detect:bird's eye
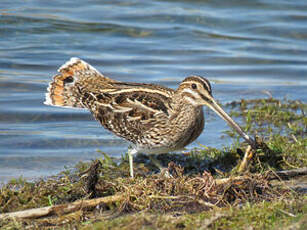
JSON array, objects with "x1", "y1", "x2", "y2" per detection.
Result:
[{"x1": 191, "y1": 83, "x2": 197, "y2": 89}]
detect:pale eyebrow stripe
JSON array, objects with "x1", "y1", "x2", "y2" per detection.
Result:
[{"x1": 181, "y1": 80, "x2": 210, "y2": 92}]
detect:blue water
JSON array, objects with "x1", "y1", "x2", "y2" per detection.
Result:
[{"x1": 0, "y1": 0, "x2": 306, "y2": 182}]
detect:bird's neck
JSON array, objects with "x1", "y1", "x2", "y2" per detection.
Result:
[{"x1": 167, "y1": 94, "x2": 205, "y2": 147}]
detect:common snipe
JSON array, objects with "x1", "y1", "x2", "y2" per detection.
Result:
[{"x1": 45, "y1": 58, "x2": 255, "y2": 177}]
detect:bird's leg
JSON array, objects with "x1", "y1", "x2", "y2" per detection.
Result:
[
  {"x1": 128, "y1": 152, "x2": 134, "y2": 178},
  {"x1": 127, "y1": 146, "x2": 137, "y2": 178}
]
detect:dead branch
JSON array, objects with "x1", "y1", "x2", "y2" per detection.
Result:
[
  {"x1": 0, "y1": 194, "x2": 124, "y2": 220},
  {"x1": 268, "y1": 167, "x2": 307, "y2": 180},
  {"x1": 215, "y1": 176, "x2": 247, "y2": 185},
  {"x1": 216, "y1": 167, "x2": 307, "y2": 185}
]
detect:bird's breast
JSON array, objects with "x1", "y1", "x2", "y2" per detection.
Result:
[{"x1": 136, "y1": 106, "x2": 205, "y2": 153}]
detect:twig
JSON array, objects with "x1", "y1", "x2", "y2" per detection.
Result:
[
  {"x1": 216, "y1": 167, "x2": 307, "y2": 185},
  {"x1": 148, "y1": 195, "x2": 182, "y2": 199},
  {"x1": 282, "y1": 156, "x2": 299, "y2": 169},
  {"x1": 277, "y1": 208, "x2": 296, "y2": 217},
  {"x1": 238, "y1": 145, "x2": 253, "y2": 173},
  {"x1": 267, "y1": 167, "x2": 307, "y2": 180},
  {"x1": 215, "y1": 176, "x2": 247, "y2": 185},
  {"x1": 0, "y1": 194, "x2": 124, "y2": 220}
]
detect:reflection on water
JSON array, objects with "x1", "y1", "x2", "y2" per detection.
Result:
[{"x1": 0, "y1": 0, "x2": 306, "y2": 182}]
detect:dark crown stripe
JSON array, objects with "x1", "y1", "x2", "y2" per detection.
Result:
[{"x1": 182, "y1": 76, "x2": 211, "y2": 93}]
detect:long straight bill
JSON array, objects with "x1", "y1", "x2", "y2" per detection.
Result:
[{"x1": 207, "y1": 97, "x2": 255, "y2": 147}]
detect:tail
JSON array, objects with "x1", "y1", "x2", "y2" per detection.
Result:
[{"x1": 44, "y1": 57, "x2": 113, "y2": 109}]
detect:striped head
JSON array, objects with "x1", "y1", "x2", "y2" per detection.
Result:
[
  {"x1": 178, "y1": 75, "x2": 255, "y2": 147},
  {"x1": 178, "y1": 75, "x2": 213, "y2": 107}
]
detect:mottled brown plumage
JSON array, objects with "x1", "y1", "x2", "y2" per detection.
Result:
[{"x1": 45, "y1": 58, "x2": 254, "y2": 177}]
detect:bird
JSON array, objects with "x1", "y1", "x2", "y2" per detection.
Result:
[{"x1": 44, "y1": 57, "x2": 255, "y2": 178}]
